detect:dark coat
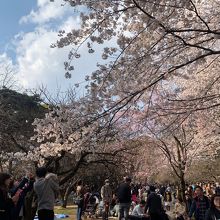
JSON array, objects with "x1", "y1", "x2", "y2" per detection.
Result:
[
  {"x1": 205, "y1": 208, "x2": 220, "y2": 220},
  {"x1": 145, "y1": 192, "x2": 163, "y2": 214},
  {"x1": 10, "y1": 177, "x2": 35, "y2": 220},
  {"x1": 117, "y1": 183, "x2": 131, "y2": 203},
  {"x1": 189, "y1": 196, "x2": 210, "y2": 220},
  {"x1": 0, "y1": 188, "x2": 14, "y2": 220}
]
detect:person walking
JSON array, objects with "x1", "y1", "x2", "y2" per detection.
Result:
[
  {"x1": 205, "y1": 192, "x2": 220, "y2": 220},
  {"x1": 101, "y1": 179, "x2": 112, "y2": 220},
  {"x1": 0, "y1": 173, "x2": 19, "y2": 220},
  {"x1": 145, "y1": 185, "x2": 166, "y2": 220},
  {"x1": 34, "y1": 167, "x2": 59, "y2": 220},
  {"x1": 188, "y1": 186, "x2": 210, "y2": 220},
  {"x1": 117, "y1": 177, "x2": 132, "y2": 220}
]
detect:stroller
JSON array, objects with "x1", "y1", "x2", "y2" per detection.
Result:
[{"x1": 83, "y1": 192, "x2": 99, "y2": 218}]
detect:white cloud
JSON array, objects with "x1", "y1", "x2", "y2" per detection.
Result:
[
  {"x1": 37, "y1": 0, "x2": 50, "y2": 7},
  {"x1": 13, "y1": 16, "x2": 101, "y2": 93},
  {"x1": 19, "y1": 0, "x2": 72, "y2": 24},
  {"x1": 14, "y1": 26, "x2": 76, "y2": 92},
  {"x1": 61, "y1": 16, "x2": 81, "y2": 31},
  {"x1": 9, "y1": 0, "x2": 91, "y2": 93},
  {"x1": 3, "y1": 2, "x2": 111, "y2": 94},
  {"x1": 0, "y1": 53, "x2": 14, "y2": 66}
]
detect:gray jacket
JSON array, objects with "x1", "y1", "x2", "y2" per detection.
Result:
[
  {"x1": 101, "y1": 184, "x2": 112, "y2": 202},
  {"x1": 34, "y1": 177, "x2": 59, "y2": 211}
]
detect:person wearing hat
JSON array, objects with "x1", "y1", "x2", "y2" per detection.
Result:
[
  {"x1": 101, "y1": 179, "x2": 112, "y2": 220},
  {"x1": 205, "y1": 192, "x2": 220, "y2": 220}
]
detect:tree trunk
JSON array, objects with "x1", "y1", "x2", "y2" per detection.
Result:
[
  {"x1": 62, "y1": 184, "x2": 74, "y2": 208},
  {"x1": 59, "y1": 188, "x2": 65, "y2": 207},
  {"x1": 0, "y1": 160, "x2": 3, "y2": 172},
  {"x1": 180, "y1": 172, "x2": 186, "y2": 203},
  {"x1": 8, "y1": 160, "x2": 13, "y2": 174}
]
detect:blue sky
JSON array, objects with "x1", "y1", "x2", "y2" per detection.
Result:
[
  {"x1": 0, "y1": 0, "x2": 36, "y2": 57},
  {"x1": 0, "y1": 0, "x2": 104, "y2": 94}
]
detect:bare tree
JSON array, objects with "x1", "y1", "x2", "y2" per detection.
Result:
[{"x1": 0, "y1": 64, "x2": 17, "y2": 89}]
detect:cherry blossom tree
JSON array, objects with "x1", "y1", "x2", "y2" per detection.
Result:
[
  {"x1": 129, "y1": 136, "x2": 166, "y2": 183},
  {"x1": 54, "y1": 0, "x2": 220, "y2": 164},
  {"x1": 28, "y1": 93, "x2": 139, "y2": 186},
  {"x1": 52, "y1": 0, "x2": 220, "y2": 118},
  {"x1": 2, "y1": 0, "x2": 218, "y2": 191}
]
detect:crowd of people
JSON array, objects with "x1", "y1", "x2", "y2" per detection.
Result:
[
  {"x1": 0, "y1": 167, "x2": 59, "y2": 220},
  {"x1": 0, "y1": 168, "x2": 220, "y2": 220},
  {"x1": 75, "y1": 178, "x2": 220, "y2": 220}
]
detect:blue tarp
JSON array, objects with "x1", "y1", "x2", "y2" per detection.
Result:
[
  {"x1": 34, "y1": 214, "x2": 69, "y2": 219},
  {"x1": 56, "y1": 214, "x2": 69, "y2": 218}
]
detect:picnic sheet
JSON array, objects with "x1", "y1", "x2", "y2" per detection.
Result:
[{"x1": 34, "y1": 214, "x2": 69, "y2": 219}]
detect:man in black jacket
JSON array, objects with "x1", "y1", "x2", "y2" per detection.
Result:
[
  {"x1": 117, "y1": 177, "x2": 132, "y2": 220},
  {"x1": 145, "y1": 185, "x2": 166, "y2": 220}
]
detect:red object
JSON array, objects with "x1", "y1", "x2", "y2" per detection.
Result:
[{"x1": 132, "y1": 194, "x2": 137, "y2": 203}]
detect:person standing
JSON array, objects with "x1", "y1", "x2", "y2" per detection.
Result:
[
  {"x1": 0, "y1": 173, "x2": 19, "y2": 220},
  {"x1": 205, "y1": 192, "x2": 220, "y2": 220},
  {"x1": 101, "y1": 179, "x2": 112, "y2": 220},
  {"x1": 34, "y1": 167, "x2": 59, "y2": 220},
  {"x1": 164, "y1": 189, "x2": 172, "y2": 211},
  {"x1": 10, "y1": 173, "x2": 35, "y2": 220},
  {"x1": 117, "y1": 177, "x2": 132, "y2": 220},
  {"x1": 145, "y1": 185, "x2": 165, "y2": 220},
  {"x1": 76, "y1": 180, "x2": 84, "y2": 220},
  {"x1": 188, "y1": 186, "x2": 210, "y2": 220},
  {"x1": 160, "y1": 185, "x2": 166, "y2": 198},
  {"x1": 185, "y1": 192, "x2": 193, "y2": 214}
]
